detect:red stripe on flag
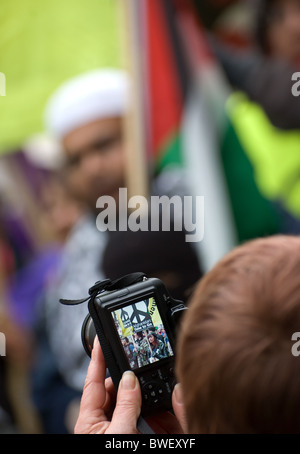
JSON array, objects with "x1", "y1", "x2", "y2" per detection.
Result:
[{"x1": 146, "y1": 0, "x2": 183, "y2": 159}]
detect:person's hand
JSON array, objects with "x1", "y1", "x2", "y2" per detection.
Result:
[
  {"x1": 144, "y1": 383, "x2": 188, "y2": 434},
  {"x1": 74, "y1": 336, "x2": 188, "y2": 434},
  {"x1": 171, "y1": 383, "x2": 188, "y2": 433},
  {"x1": 74, "y1": 337, "x2": 142, "y2": 434}
]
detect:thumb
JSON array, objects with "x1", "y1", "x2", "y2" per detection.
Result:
[
  {"x1": 172, "y1": 383, "x2": 188, "y2": 434},
  {"x1": 106, "y1": 371, "x2": 142, "y2": 434}
]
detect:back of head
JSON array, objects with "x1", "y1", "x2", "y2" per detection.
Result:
[
  {"x1": 176, "y1": 235, "x2": 300, "y2": 433},
  {"x1": 102, "y1": 225, "x2": 203, "y2": 304}
]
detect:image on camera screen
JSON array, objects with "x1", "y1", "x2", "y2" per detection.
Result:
[{"x1": 111, "y1": 297, "x2": 174, "y2": 370}]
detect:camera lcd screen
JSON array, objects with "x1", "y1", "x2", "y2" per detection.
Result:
[{"x1": 111, "y1": 297, "x2": 174, "y2": 370}]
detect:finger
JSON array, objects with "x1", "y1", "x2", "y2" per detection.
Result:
[
  {"x1": 146, "y1": 410, "x2": 184, "y2": 434},
  {"x1": 74, "y1": 337, "x2": 108, "y2": 433},
  {"x1": 102, "y1": 376, "x2": 116, "y2": 419},
  {"x1": 172, "y1": 383, "x2": 188, "y2": 434},
  {"x1": 106, "y1": 371, "x2": 142, "y2": 434}
]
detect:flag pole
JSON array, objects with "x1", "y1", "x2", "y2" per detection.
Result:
[{"x1": 117, "y1": 0, "x2": 149, "y2": 202}]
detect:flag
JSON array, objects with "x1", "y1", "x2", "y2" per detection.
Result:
[
  {"x1": 114, "y1": 297, "x2": 163, "y2": 337},
  {"x1": 142, "y1": 0, "x2": 187, "y2": 173},
  {"x1": 126, "y1": 0, "x2": 282, "y2": 271},
  {"x1": 0, "y1": 0, "x2": 121, "y2": 153},
  {"x1": 141, "y1": 0, "x2": 237, "y2": 270}
]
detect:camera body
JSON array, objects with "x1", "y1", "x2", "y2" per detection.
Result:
[{"x1": 81, "y1": 276, "x2": 186, "y2": 417}]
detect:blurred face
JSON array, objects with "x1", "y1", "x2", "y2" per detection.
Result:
[
  {"x1": 148, "y1": 334, "x2": 154, "y2": 343},
  {"x1": 40, "y1": 177, "x2": 83, "y2": 243},
  {"x1": 62, "y1": 117, "x2": 126, "y2": 211},
  {"x1": 266, "y1": 0, "x2": 300, "y2": 65}
]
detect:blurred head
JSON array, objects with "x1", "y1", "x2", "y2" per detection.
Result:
[
  {"x1": 101, "y1": 223, "x2": 203, "y2": 304},
  {"x1": 256, "y1": 0, "x2": 300, "y2": 65},
  {"x1": 147, "y1": 333, "x2": 156, "y2": 343},
  {"x1": 40, "y1": 172, "x2": 84, "y2": 243},
  {"x1": 44, "y1": 69, "x2": 129, "y2": 211},
  {"x1": 176, "y1": 235, "x2": 300, "y2": 433}
]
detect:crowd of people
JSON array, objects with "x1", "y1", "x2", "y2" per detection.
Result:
[
  {"x1": 120, "y1": 328, "x2": 172, "y2": 369},
  {"x1": 1, "y1": 0, "x2": 300, "y2": 434}
]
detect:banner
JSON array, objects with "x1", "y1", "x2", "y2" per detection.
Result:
[
  {"x1": 114, "y1": 298, "x2": 162, "y2": 337},
  {"x1": 0, "y1": 0, "x2": 121, "y2": 153}
]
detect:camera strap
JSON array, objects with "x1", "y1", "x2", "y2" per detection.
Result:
[{"x1": 59, "y1": 272, "x2": 147, "y2": 306}]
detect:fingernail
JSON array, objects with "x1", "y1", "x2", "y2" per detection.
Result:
[
  {"x1": 174, "y1": 383, "x2": 184, "y2": 404},
  {"x1": 93, "y1": 336, "x2": 99, "y2": 349},
  {"x1": 121, "y1": 371, "x2": 136, "y2": 390},
  {"x1": 91, "y1": 336, "x2": 99, "y2": 359}
]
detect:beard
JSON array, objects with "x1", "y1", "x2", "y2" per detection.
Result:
[{"x1": 83, "y1": 177, "x2": 126, "y2": 214}]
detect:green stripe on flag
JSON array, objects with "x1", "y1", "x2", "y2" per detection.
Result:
[{"x1": 155, "y1": 133, "x2": 183, "y2": 174}]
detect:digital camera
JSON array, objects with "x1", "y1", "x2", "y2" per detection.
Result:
[{"x1": 77, "y1": 273, "x2": 187, "y2": 418}]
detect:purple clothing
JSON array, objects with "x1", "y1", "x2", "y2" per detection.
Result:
[{"x1": 7, "y1": 246, "x2": 62, "y2": 328}]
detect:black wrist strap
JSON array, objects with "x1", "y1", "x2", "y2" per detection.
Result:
[{"x1": 59, "y1": 272, "x2": 147, "y2": 306}]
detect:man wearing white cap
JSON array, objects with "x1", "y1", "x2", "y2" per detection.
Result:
[
  {"x1": 45, "y1": 68, "x2": 129, "y2": 210},
  {"x1": 32, "y1": 68, "x2": 130, "y2": 433}
]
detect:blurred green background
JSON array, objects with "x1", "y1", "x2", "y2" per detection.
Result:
[{"x1": 0, "y1": 0, "x2": 122, "y2": 153}]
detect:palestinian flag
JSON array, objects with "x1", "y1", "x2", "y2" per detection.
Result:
[
  {"x1": 132, "y1": 0, "x2": 281, "y2": 271},
  {"x1": 142, "y1": 0, "x2": 188, "y2": 174}
]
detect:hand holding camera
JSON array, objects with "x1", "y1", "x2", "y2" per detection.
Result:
[
  {"x1": 60, "y1": 272, "x2": 187, "y2": 433},
  {"x1": 74, "y1": 332, "x2": 187, "y2": 434}
]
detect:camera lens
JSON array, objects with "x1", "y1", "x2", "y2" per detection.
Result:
[{"x1": 81, "y1": 314, "x2": 96, "y2": 357}]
